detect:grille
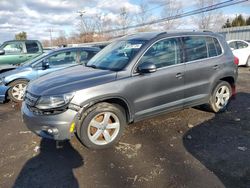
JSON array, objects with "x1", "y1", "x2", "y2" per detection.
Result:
[{"x1": 25, "y1": 91, "x2": 39, "y2": 107}]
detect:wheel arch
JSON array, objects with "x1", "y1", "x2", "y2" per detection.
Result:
[
  {"x1": 219, "y1": 76, "x2": 236, "y2": 96},
  {"x1": 80, "y1": 96, "x2": 133, "y2": 124},
  {"x1": 219, "y1": 76, "x2": 235, "y2": 86},
  {"x1": 6, "y1": 78, "x2": 30, "y2": 86}
]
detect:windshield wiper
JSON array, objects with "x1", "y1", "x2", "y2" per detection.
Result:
[{"x1": 85, "y1": 64, "x2": 97, "y2": 69}]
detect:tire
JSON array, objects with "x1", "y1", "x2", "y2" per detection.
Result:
[
  {"x1": 208, "y1": 81, "x2": 232, "y2": 113},
  {"x1": 246, "y1": 56, "x2": 250, "y2": 67},
  {"x1": 8, "y1": 79, "x2": 28, "y2": 103},
  {"x1": 77, "y1": 102, "x2": 126, "y2": 149}
]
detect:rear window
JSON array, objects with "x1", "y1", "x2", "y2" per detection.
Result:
[
  {"x1": 183, "y1": 36, "x2": 222, "y2": 62},
  {"x1": 206, "y1": 37, "x2": 217, "y2": 57},
  {"x1": 26, "y1": 42, "x2": 39, "y2": 53},
  {"x1": 213, "y1": 38, "x2": 222, "y2": 55}
]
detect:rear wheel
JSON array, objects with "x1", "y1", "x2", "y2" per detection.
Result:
[
  {"x1": 77, "y1": 102, "x2": 126, "y2": 149},
  {"x1": 208, "y1": 81, "x2": 232, "y2": 113},
  {"x1": 246, "y1": 56, "x2": 250, "y2": 67},
  {"x1": 8, "y1": 80, "x2": 28, "y2": 103}
]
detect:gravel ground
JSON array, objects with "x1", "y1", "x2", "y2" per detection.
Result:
[{"x1": 0, "y1": 67, "x2": 249, "y2": 188}]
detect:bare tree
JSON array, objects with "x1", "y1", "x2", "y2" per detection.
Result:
[
  {"x1": 77, "y1": 12, "x2": 97, "y2": 42},
  {"x1": 160, "y1": 0, "x2": 183, "y2": 29},
  {"x1": 193, "y1": 0, "x2": 225, "y2": 30},
  {"x1": 94, "y1": 14, "x2": 114, "y2": 40},
  {"x1": 119, "y1": 7, "x2": 131, "y2": 35},
  {"x1": 136, "y1": 0, "x2": 153, "y2": 32}
]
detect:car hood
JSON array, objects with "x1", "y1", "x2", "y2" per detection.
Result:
[
  {"x1": 0, "y1": 66, "x2": 31, "y2": 79},
  {"x1": 0, "y1": 64, "x2": 19, "y2": 74},
  {"x1": 27, "y1": 65, "x2": 117, "y2": 96}
]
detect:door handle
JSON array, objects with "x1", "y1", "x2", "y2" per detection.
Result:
[
  {"x1": 213, "y1": 65, "x2": 219, "y2": 70},
  {"x1": 19, "y1": 56, "x2": 23, "y2": 58},
  {"x1": 176, "y1": 73, "x2": 183, "y2": 79}
]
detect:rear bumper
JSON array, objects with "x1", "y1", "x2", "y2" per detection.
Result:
[{"x1": 0, "y1": 85, "x2": 9, "y2": 103}]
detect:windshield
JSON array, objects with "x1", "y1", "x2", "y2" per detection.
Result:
[
  {"x1": 86, "y1": 40, "x2": 146, "y2": 71},
  {"x1": 21, "y1": 52, "x2": 49, "y2": 66}
]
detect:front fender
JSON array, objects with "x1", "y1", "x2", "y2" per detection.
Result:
[{"x1": 0, "y1": 85, "x2": 10, "y2": 103}]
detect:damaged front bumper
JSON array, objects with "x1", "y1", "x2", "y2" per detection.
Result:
[{"x1": 0, "y1": 85, "x2": 9, "y2": 103}]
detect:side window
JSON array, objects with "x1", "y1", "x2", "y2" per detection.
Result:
[
  {"x1": 228, "y1": 41, "x2": 237, "y2": 49},
  {"x1": 79, "y1": 51, "x2": 89, "y2": 64},
  {"x1": 3, "y1": 42, "x2": 23, "y2": 53},
  {"x1": 206, "y1": 37, "x2": 217, "y2": 57},
  {"x1": 183, "y1": 36, "x2": 208, "y2": 62},
  {"x1": 80, "y1": 51, "x2": 97, "y2": 64},
  {"x1": 237, "y1": 41, "x2": 248, "y2": 49},
  {"x1": 46, "y1": 51, "x2": 77, "y2": 66},
  {"x1": 139, "y1": 38, "x2": 181, "y2": 68},
  {"x1": 213, "y1": 38, "x2": 222, "y2": 55},
  {"x1": 26, "y1": 42, "x2": 39, "y2": 53}
]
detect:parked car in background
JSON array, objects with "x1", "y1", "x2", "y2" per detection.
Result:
[
  {"x1": 0, "y1": 47, "x2": 100, "y2": 103},
  {"x1": 0, "y1": 40, "x2": 43, "y2": 67},
  {"x1": 227, "y1": 39, "x2": 250, "y2": 67},
  {"x1": 22, "y1": 31, "x2": 238, "y2": 149}
]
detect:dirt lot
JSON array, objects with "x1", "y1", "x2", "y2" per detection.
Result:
[{"x1": 0, "y1": 67, "x2": 249, "y2": 188}]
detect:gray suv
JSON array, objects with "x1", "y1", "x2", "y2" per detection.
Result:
[{"x1": 22, "y1": 31, "x2": 238, "y2": 149}]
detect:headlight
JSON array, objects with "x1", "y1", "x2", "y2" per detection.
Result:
[
  {"x1": 35, "y1": 92, "x2": 75, "y2": 110},
  {"x1": 0, "y1": 77, "x2": 5, "y2": 85}
]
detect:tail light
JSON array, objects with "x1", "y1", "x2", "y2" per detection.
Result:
[{"x1": 234, "y1": 56, "x2": 239, "y2": 65}]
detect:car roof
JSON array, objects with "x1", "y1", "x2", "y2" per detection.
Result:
[
  {"x1": 3, "y1": 40, "x2": 41, "y2": 43},
  {"x1": 50, "y1": 46, "x2": 101, "y2": 53},
  {"x1": 119, "y1": 30, "x2": 219, "y2": 41}
]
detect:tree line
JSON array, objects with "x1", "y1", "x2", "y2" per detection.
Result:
[{"x1": 222, "y1": 14, "x2": 250, "y2": 28}]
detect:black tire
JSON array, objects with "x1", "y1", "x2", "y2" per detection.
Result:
[
  {"x1": 77, "y1": 102, "x2": 126, "y2": 149},
  {"x1": 246, "y1": 56, "x2": 250, "y2": 67},
  {"x1": 208, "y1": 81, "x2": 232, "y2": 113},
  {"x1": 8, "y1": 79, "x2": 28, "y2": 103}
]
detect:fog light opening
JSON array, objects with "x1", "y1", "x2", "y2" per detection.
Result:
[{"x1": 47, "y1": 128, "x2": 59, "y2": 135}]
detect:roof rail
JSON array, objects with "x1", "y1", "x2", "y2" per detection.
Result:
[
  {"x1": 156, "y1": 31, "x2": 167, "y2": 37},
  {"x1": 201, "y1": 30, "x2": 214, "y2": 33}
]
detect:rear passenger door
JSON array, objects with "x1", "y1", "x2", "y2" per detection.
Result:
[
  {"x1": 182, "y1": 36, "x2": 223, "y2": 107},
  {"x1": 129, "y1": 37, "x2": 185, "y2": 119}
]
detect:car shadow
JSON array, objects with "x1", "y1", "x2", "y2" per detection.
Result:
[
  {"x1": 183, "y1": 92, "x2": 250, "y2": 188},
  {"x1": 13, "y1": 139, "x2": 84, "y2": 188}
]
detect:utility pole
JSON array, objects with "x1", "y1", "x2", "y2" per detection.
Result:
[
  {"x1": 48, "y1": 28, "x2": 53, "y2": 47},
  {"x1": 77, "y1": 10, "x2": 86, "y2": 33}
]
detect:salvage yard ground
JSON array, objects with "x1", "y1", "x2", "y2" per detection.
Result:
[{"x1": 0, "y1": 68, "x2": 250, "y2": 188}]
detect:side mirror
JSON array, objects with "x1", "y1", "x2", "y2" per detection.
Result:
[
  {"x1": 0, "y1": 49, "x2": 5, "y2": 55},
  {"x1": 137, "y1": 62, "x2": 156, "y2": 74},
  {"x1": 42, "y1": 60, "x2": 50, "y2": 70}
]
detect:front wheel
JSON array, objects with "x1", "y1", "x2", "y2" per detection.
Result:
[
  {"x1": 77, "y1": 102, "x2": 126, "y2": 149},
  {"x1": 208, "y1": 81, "x2": 232, "y2": 113},
  {"x1": 8, "y1": 79, "x2": 28, "y2": 103}
]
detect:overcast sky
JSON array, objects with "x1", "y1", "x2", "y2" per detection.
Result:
[{"x1": 0, "y1": 0, "x2": 249, "y2": 43}]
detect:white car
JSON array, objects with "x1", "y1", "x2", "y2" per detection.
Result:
[{"x1": 227, "y1": 40, "x2": 250, "y2": 67}]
